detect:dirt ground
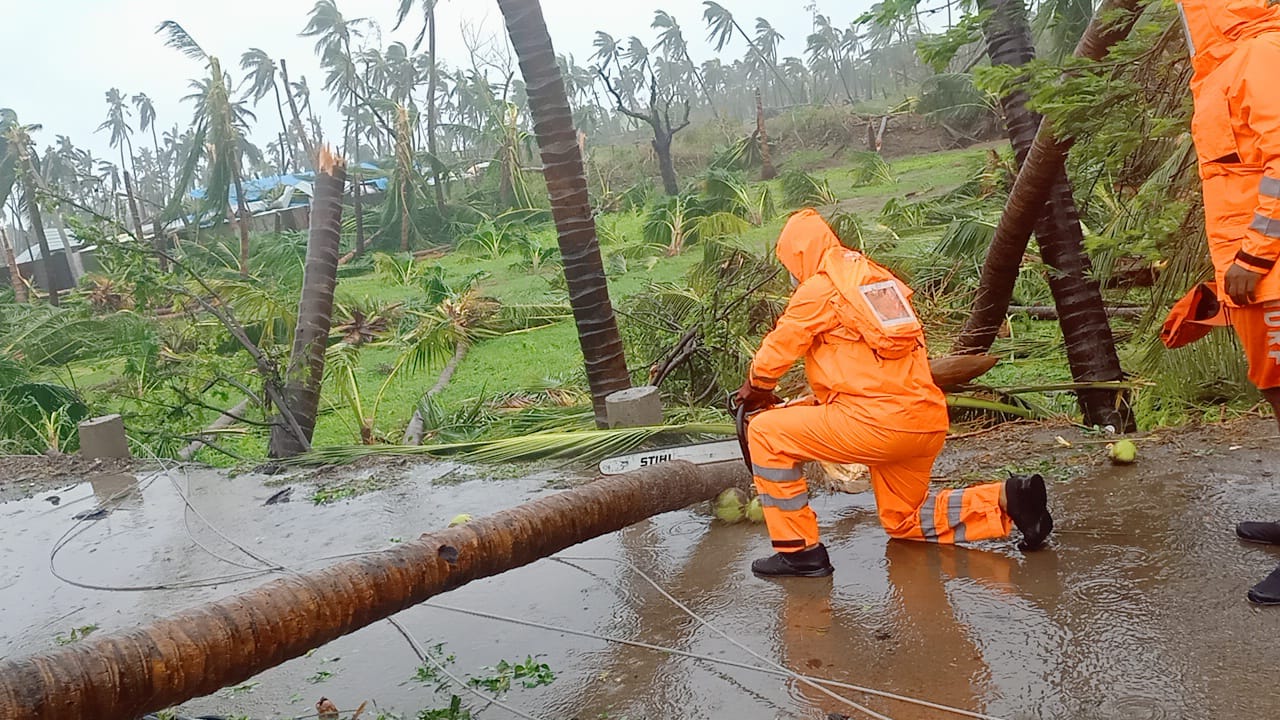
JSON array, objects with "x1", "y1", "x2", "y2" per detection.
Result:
[{"x1": 0, "y1": 455, "x2": 138, "y2": 503}]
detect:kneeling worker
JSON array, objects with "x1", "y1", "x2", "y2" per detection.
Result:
[{"x1": 737, "y1": 209, "x2": 1053, "y2": 578}]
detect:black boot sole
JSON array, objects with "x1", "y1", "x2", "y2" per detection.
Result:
[
  {"x1": 752, "y1": 566, "x2": 834, "y2": 579},
  {"x1": 1247, "y1": 591, "x2": 1280, "y2": 606}
]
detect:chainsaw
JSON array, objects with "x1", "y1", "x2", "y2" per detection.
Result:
[{"x1": 598, "y1": 394, "x2": 754, "y2": 476}]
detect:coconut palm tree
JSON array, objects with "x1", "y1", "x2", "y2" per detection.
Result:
[
  {"x1": 495, "y1": 0, "x2": 632, "y2": 426},
  {"x1": 240, "y1": 49, "x2": 298, "y2": 173},
  {"x1": 302, "y1": 0, "x2": 374, "y2": 253},
  {"x1": 702, "y1": 1, "x2": 793, "y2": 102},
  {"x1": 392, "y1": 0, "x2": 448, "y2": 212},
  {"x1": 97, "y1": 88, "x2": 146, "y2": 243},
  {"x1": 156, "y1": 20, "x2": 257, "y2": 277},
  {"x1": 954, "y1": 0, "x2": 1132, "y2": 430},
  {"x1": 131, "y1": 93, "x2": 167, "y2": 203},
  {"x1": 653, "y1": 10, "x2": 720, "y2": 121},
  {"x1": 1, "y1": 112, "x2": 61, "y2": 306}
]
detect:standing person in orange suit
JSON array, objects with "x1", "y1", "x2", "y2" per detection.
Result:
[
  {"x1": 737, "y1": 209, "x2": 1053, "y2": 578},
  {"x1": 1175, "y1": 0, "x2": 1280, "y2": 605}
]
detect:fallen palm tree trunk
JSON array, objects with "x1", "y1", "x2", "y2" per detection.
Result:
[{"x1": 0, "y1": 461, "x2": 749, "y2": 720}]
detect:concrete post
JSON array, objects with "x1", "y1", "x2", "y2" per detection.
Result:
[
  {"x1": 78, "y1": 414, "x2": 130, "y2": 459},
  {"x1": 605, "y1": 386, "x2": 663, "y2": 428}
]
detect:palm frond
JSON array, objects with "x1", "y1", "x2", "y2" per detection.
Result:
[
  {"x1": 156, "y1": 20, "x2": 208, "y2": 62},
  {"x1": 298, "y1": 422, "x2": 736, "y2": 465}
]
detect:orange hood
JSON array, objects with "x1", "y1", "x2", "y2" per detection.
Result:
[
  {"x1": 776, "y1": 209, "x2": 841, "y2": 282},
  {"x1": 1179, "y1": 0, "x2": 1280, "y2": 81}
]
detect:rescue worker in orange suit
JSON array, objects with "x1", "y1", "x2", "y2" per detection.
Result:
[
  {"x1": 1177, "y1": 0, "x2": 1280, "y2": 605},
  {"x1": 736, "y1": 209, "x2": 1053, "y2": 578}
]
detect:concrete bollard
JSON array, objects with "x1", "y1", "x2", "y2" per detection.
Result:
[
  {"x1": 605, "y1": 386, "x2": 663, "y2": 428},
  {"x1": 78, "y1": 414, "x2": 131, "y2": 459}
]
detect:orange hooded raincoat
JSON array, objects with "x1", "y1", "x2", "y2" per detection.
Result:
[
  {"x1": 1182, "y1": 0, "x2": 1280, "y2": 389},
  {"x1": 746, "y1": 210, "x2": 1012, "y2": 552}
]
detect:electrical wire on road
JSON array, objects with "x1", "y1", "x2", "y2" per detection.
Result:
[{"x1": 42, "y1": 459, "x2": 1004, "y2": 720}]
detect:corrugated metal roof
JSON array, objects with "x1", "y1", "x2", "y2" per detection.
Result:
[{"x1": 13, "y1": 227, "x2": 82, "y2": 265}]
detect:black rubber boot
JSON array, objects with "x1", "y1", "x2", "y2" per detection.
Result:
[
  {"x1": 1237, "y1": 521, "x2": 1280, "y2": 546},
  {"x1": 1005, "y1": 473, "x2": 1053, "y2": 551},
  {"x1": 1248, "y1": 563, "x2": 1280, "y2": 606},
  {"x1": 752, "y1": 543, "x2": 834, "y2": 578}
]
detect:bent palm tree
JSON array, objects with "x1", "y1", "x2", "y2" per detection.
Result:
[
  {"x1": 702, "y1": 1, "x2": 793, "y2": 101},
  {"x1": 958, "y1": 0, "x2": 1134, "y2": 430},
  {"x1": 497, "y1": 0, "x2": 632, "y2": 426},
  {"x1": 97, "y1": 88, "x2": 146, "y2": 244},
  {"x1": 240, "y1": 48, "x2": 298, "y2": 173},
  {"x1": 2, "y1": 114, "x2": 61, "y2": 306}
]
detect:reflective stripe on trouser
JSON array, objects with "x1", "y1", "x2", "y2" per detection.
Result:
[
  {"x1": 752, "y1": 463, "x2": 819, "y2": 552},
  {"x1": 747, "y1": 401, "x2": 1013, "y2": 548}
]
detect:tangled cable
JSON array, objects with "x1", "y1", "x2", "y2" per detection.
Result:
[{"x1": 41, "y1": 461, "x2": 1011, "y2": 720}]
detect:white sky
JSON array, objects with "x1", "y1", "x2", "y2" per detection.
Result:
[{"x1": 1, "y1": 0, "x2": 878, "y2": 163}]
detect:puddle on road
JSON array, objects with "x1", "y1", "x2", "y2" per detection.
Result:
[{"x1": 2, "y1": 430, "x2": 1279, "y2": 720}]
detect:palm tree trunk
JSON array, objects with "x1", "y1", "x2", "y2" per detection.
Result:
[
  {"x1": 733, "y1": 20, "x2": 794, "y2": 102},
  {"x1": 958, "y1": 0, "x2": 1134, "y2": 431},
  {"x1": 498, "y1": 0, "x2": 633, "y2": 426},
  {"x1": 151, "y1": 126, "x2": 167, "y2": 201},
  {"x1": 0, "y1": 460, "x2": 748, "y2": 720},
  {"x1": 122, "y1": 170, "x2": 146, "y2": 244},
  {"x1": 427, "y1": 4, "x2": 447, "y2": 213},
  {"x1": 21, "y1": 170, "x2": 59, "y2": 307},
  {"x1": 0, "y1": 227, "x2": 28, "y2": 303},
  {"x1": 271, "y1": 80, "x2": 297, "y2": 173},
  {"x1": 955, "y1": 0, "x2": 1142, "y2": 352},
  {"x1": 654, "y1": 133, "x2": 679, "y2": 195},
  {"x1": 179, "y1": 399, "x2": 251, "y2": 461},
  {"x1": 402, "y1": 340, "x2": 468, "y2": 445},
  {"x1": 231, "y1": 169, "x2": 253, "y2": 279},
  {"x1": 268, "y1": 149, "x2": 347, "y2": 459},
  {"x1": 279, "y1": 59, "x2": 317, "y2": 167},
  {"x1": 756, "y1": 89, "x2": 776, "y2": 181}
]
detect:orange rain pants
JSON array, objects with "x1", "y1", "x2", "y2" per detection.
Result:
[
  {"x1": 1181, "y1": 2, "x2": 1280, "y2": 386},
  {"x1": 747, "y1": 400, "x2": 1012, "y2": 552},
  {"x1": 1228, "y1": 301, "x2": 1280, "y2": 390}
]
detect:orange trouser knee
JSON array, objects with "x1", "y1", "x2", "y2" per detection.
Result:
[{"x1": 747, "y1": 403, "x2": 1012, "y2": 549}]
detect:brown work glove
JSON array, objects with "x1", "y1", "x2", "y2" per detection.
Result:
[{"x1": 736, "y1": 380, "x2": 781, "y2": 413}]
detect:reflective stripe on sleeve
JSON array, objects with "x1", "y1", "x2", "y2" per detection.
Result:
[
  {"x1": 1260, "y1": 175, "x2": 1280, "y2": 199},
  {"x1": 1251, "y1": 212, "x2": 1280, "y2": 239}
]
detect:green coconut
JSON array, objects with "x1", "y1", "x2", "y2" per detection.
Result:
[
  {"x1": 1108, "y1": 439, "x2": 1138, "y2": 465},
  {"x1": 448, "y1": 513, "x2": 474, "y2": 527},
  {"x1": 714, "y1": 488, "x2": 748, "y2": 524},
  {"x1": 745, "y1": 496, "x2": 765, "y2": 524}
]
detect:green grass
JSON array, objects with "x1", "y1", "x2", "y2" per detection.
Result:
[{"x1": 53, "y1": 137, "x2": 1173, "y2": 459}]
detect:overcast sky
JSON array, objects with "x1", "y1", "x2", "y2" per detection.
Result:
[{"x1": 2, "y1": 0, "x2": 879, "y2": 163}]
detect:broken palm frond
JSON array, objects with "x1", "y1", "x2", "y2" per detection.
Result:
[
  {"x1": 780, "y1": 169, "x2": 837, "y2": 207},
  {"x1": 848, "y1": 151, "x2": 896, "y2": 187},
  {"x1": 300, "y1": 422, "x2": 737, "y2": 466},
  {"x1": 929, "y1": 353, "x2": 1000, "y2": 389},
  {"x1": 989, "y1": 381, "x2": 1140, "y2": 395},
  {"x1": 946, "y1": 395, "x2": 1046, "y2": 420}
]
